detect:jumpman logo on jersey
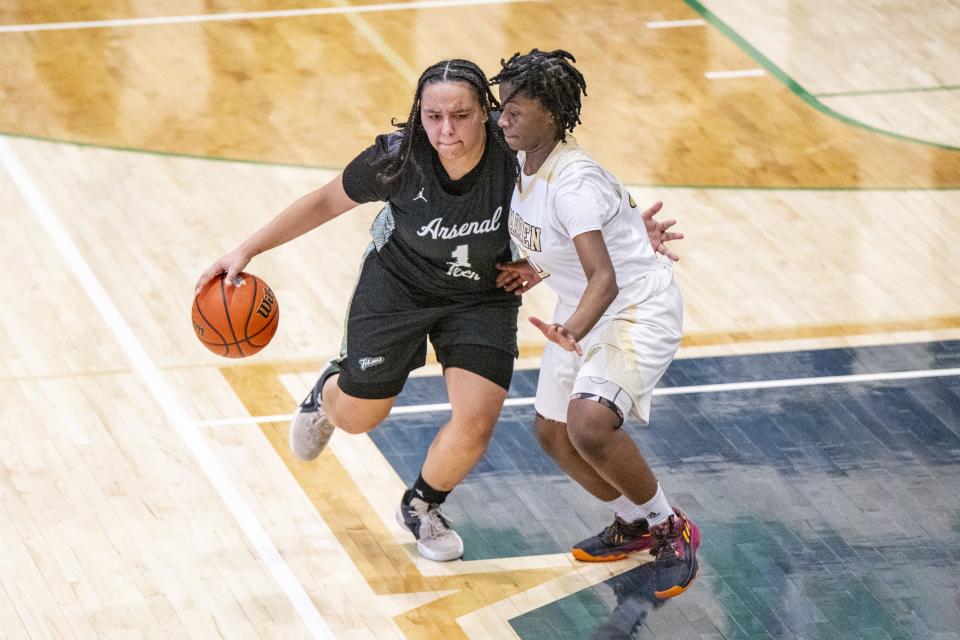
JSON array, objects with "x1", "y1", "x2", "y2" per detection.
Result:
[{"x1": 413, "y1": 188, "x2": 428, "y2": 203}]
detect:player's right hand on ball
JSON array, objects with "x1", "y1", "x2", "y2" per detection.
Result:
[{"x1": 195, "y1": 250, "x2": 252, "y2": 294}]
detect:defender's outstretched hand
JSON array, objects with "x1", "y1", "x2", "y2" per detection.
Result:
[
  {"x1": 530, "y1": 317, "x2": 582, "y2": 355},
  {"x1": 642, "y1": 201, "x2": 684, "y2": 262}
]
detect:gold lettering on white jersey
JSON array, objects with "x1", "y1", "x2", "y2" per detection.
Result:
[{"x1": 508, "y1": 208, "x2": 542, "y2": 252}]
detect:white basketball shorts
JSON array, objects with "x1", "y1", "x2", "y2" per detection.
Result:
[{"x1": 534, "y1": 279, "x2": 683, "y2": 426}]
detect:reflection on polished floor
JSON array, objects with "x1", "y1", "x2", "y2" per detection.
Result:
[{"x1": 1, "y1": 0, "x2": 958, "y2": 638}]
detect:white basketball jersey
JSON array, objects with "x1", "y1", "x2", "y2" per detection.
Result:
[{"x1": 508, "y1": 137, "x2": 672, "y2": 312}]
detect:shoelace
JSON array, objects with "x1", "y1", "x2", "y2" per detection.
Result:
[
  {"x1": 650, "y1": 515, "x2": 681, "y2": 564},
  {"x1": 600, "y1": 517, "x2": 648, "y2": 545},
  {"x1": 414, "y1": 504, "x2": 456, "y2": 539},
  {"x1": 308, "y1": 413, "x2": 334, "y2": 435}
]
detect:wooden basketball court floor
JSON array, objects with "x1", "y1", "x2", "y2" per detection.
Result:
[{"x1": 1, "y1": 0, "x2": 959, "y2": 638}]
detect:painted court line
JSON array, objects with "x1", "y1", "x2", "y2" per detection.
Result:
[
  {"x1": 646, "y1": 19, "x2": 706, "y2": 29},
  {"x1": 335, "y1": 0, "x2": 419, "y2": 84},
  {"x1": 705, "y1": 68, "x2": 766, "y2": 80},
  {"x1": 0, "y1": 137, "x2": 334, "y2": 640},
  {"x1": 194, "y1": 366, "x2": 960, "y2": 426},
  {"x1": 0, "y1": 0, "x2": 538, "y2": 33},
  {"x1": 653, "y1": 366, "x2": 960, "y2": 396},
  {"x1": 194, "y1": 397, "x2": 534, "y2": 427}
]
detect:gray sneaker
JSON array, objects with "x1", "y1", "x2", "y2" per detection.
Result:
[
  {"x1": 289, "y1": 377, "x2": 336, "y2": 461},
  {"x1": 395, "y1": 497, "x2": 464, "y2": 562}
]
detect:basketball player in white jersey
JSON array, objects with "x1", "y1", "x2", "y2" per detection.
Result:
[{"x1": 492, "y1": 49, "x2": 700, "y2": 599}]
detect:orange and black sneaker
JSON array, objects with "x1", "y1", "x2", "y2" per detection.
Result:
[
  {"x1": 649, "y1": 510, "x2": 700, "y2": 599},
  {"x1": 571, "y1": 516, "x2": 653, "y2": 562}
]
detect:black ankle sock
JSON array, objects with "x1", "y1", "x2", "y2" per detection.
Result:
[
  {"x1": 317, "y1": 359, "x2": 342, "y2": 402},
  {"x1": 403, "y1": 473, "x2": 450, "y2": 506}
]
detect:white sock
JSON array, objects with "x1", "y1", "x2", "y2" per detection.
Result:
[
  {"x1": 602, "y1": 495, "x2": 646, "y2": 524},
  {"x1": 638, "y1": 483, "x2": 673, "y2": 527},
  {"x1": 604, "y1": 495, "x2": 636, "y2": 520}
]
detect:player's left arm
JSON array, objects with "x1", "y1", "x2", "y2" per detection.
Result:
[
  {"x1": 530, "y1": 230, "x2": 616, "y2": 354},
  {"x1": 565, "y1": 231, "x2": 617, "y2": 339}
]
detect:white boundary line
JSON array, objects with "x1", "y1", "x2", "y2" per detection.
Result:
[
  {"x1": 0, "y1": 0, "x2": 538, "y2": 33},
  {"x1": 0, "y1": 137, "x2": 335, "y2": 640},
  {"x1": 193, "y1": 366, "x2": 960, "y2": 427},
  {"x1": 646, "y1": 19, "x2": 706, "y2": 29},
  {"x1": 653, "y1": 366, "x2": 960, "y2": 395},
  {"x1": 705, "y1": 68, "x2": 766, "y2": 80}
]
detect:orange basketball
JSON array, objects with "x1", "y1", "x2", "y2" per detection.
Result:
[{"x1": 191, "y1": 272, "x2": 279, "y2": 358}]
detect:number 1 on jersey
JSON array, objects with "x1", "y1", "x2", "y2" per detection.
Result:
[{"x1": 450, "y1": 244, "x2": 471, "y2": 268}]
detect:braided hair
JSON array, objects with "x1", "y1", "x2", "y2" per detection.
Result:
[
  {"x1": 376, "y1": 59, "x2": 502, "y2": 186},
  {"x1": 490, "y1": 49, "x2": 587, "y2": 141}
]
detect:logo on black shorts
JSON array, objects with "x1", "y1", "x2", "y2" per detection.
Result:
[{"x1": 358, "y1": 356, "x2": 385, "y2": 371}]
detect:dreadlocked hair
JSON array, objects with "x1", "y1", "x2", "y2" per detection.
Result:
[
  {"x1": 375, "y1": 59, "x2": 504, "y2": 187},
  {"x1": 489, "y1": 49, "x2": 587, "y2": 141}
]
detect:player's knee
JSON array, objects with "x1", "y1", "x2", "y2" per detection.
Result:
[
  {"x1": 451, "y1": 411, "x2": 497, "y2": 448},
  {"x1": 325, "y1": 402, "x2": 386, "y2": 434},
  {"x1": 566, "y1": 420, "x2": 608, "y2": 458}
]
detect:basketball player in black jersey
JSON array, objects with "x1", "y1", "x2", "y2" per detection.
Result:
[{"x1": 197, "y1": 59, "x2": 680, "y2": 562}]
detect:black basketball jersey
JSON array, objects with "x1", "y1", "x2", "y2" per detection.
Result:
[{"x1": 342, "y1": 120, "x2": 519, "y2": 303}]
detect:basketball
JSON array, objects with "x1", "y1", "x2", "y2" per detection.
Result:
[{"x1": 191, "y1": 272, "x2": 279, "y2": 358}]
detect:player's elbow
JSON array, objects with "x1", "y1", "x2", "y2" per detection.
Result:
[
  {"x1": 596, "y1": 270, "x2": 619, "y2": 306},
  {"x1": 583, "y1": 262, "x2": 618, "y2": 307}
]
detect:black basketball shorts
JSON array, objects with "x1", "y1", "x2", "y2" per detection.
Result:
[{"x1": 334, "y1": 251, "x2": 518, "y2": 399}]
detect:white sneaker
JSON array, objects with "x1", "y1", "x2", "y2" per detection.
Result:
[
  {"x1": 395, "y1": 497, "x2": 464, "y2": 561},
  {"x1": 289, "y1": 377, "x2": 336, "y2": 461}
]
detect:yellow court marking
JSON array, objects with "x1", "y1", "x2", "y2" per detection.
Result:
[
  {"x1": 197, "y1": 311, "x2": 960, "y2": 373},
  {"x1": 512, "y1": 316, "x2": 960, "y2": 360},
  {"x1": 677, "y1": 315, "x2": 960, "y2": 348},
  {"x1": 220, "y1": 363, "x2": 634, "y2": 639}
]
